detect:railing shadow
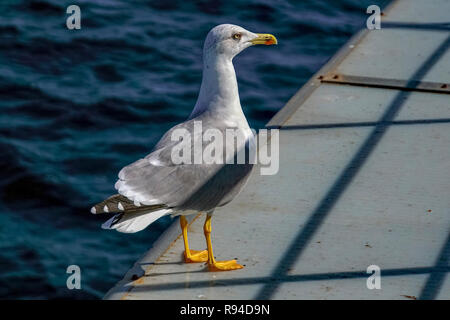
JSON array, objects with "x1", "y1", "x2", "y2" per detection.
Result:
[
  {"x1": 255, "y1": 35, "x2": 450, "y2": 299},
  {"x1": 128, "y1": 265, "x2": 450, "y2": 293}
]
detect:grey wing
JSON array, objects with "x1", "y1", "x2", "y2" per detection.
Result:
[
  {"x1": 114, "y1": 118, "x2": 254, "y2": 212},
  {"x1": 115, "y1": 160, "x2": 221, "y2": 209},
  {"x1": 114, "y1": 119, "x2": 220, "y2": 209}
]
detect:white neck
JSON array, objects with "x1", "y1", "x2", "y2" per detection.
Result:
[{"x1": 189, "y1": 51, "x2": 244, "y2": 120}]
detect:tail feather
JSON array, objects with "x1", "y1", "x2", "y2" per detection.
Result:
[
  {"x1": 91, "y1": 194, "x2": 171, "y2": 233},
  {"x1": 91, "y1": 194, "x2": 166, "y2": 215},
  {"x1": 101, "y1": 208, "x2": 171, "y2": 233}
]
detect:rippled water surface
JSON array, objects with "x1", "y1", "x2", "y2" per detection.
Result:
[{"x1": 0, "y1": 0, "x2": 384, "y2": 298}]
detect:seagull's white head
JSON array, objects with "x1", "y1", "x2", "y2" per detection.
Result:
[
  {"x1": 191, "y1": 24, "x2": 277, "y2": 118},
  {"x1": 203, "y1": 24, "x2": 277, "y2": 60}
]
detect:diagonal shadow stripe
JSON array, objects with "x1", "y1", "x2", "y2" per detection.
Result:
[
  {"x1": 128, "y1": 266, "x2": 450, "y2": 293},
  {"x1": 267, "y1": 118, "x2": 450, "y2": 131},
  {"x1": 419, "y1": 232, "x2": 450, "y2": 300},
  {"x1": 255, "y1": 35, "x2": 450, "y2": 300},
  {"x1": 383, "y1": 22, "x2": 450, "y2": 31}
]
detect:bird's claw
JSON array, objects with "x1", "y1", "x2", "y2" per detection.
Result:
[
  {"x1": 184, "y1": 249, "x2": 208, "y2": 263},
  {"x1": 208, "y1": 259, "x2": 244, "y2": 271}
]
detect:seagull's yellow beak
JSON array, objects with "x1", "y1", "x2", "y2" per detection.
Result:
[{"x1": 250, "y1": 33, "x2": 278, "y2": 45}]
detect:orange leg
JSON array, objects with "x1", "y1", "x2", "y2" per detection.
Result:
[
  {"x1": 203, "y1": 213, "x2": 243, "y2": 271},
  {"x1": 180, "y1": 216, "x2": 208, "y2": 263}
]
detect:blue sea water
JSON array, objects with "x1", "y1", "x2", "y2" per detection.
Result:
[{"x1": 0, "y1": 0, "x2": 386, "y2": 299}]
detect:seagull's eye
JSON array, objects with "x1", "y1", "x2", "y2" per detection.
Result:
[{"x1": 232, "y1": 33, "x2": 242, "y2": 40}]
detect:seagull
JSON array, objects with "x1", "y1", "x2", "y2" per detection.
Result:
[{"x1": 91, "y1": 24, "x2": 277, "y2": 271}]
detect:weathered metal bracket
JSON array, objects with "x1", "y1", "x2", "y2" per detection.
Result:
[{"x1": 319, "y1": 74, "x2": 450, "y2": 94}]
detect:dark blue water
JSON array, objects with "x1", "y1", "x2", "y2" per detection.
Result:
[{"x1": 0, "y1": 0, "x2": 386, "y2": 299}]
